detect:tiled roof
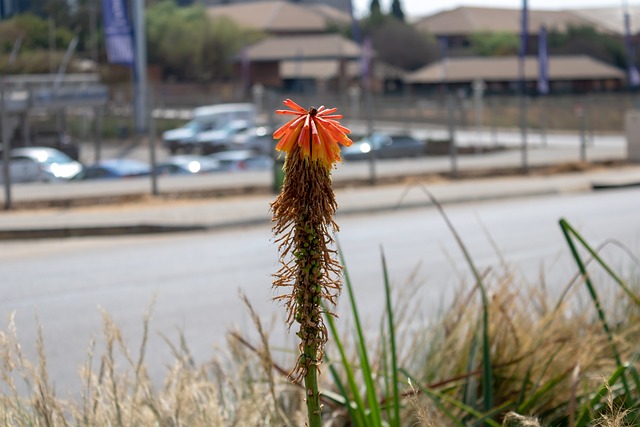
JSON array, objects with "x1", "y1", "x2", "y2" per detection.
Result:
[
  {"x1": 206, "y1": 0, "x2": 342, "y2": 33},
  {"x1": 405, "y1": 55, "x2": 625, "y2": 83},
  {"x1": 413, "y1": 6, "x2": 610, "y2": 36},
  {"x1": 243, "y1": 34, "x2": 362, "y2": 61}
]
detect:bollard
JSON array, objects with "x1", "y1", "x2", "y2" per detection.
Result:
[{"x1": 625, "y1": 110, "x2": 640, "y2": 163}]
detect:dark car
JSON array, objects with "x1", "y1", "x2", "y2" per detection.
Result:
[
  {"x1": 74, "y1": 159, "x2": 151, "y2": 180},
  {"x1": 342, "y1": 133, "x2": 426, "y2": 160}
]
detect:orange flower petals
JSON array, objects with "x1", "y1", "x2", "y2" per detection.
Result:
[{"x1": 273, "y1": 99, "x2": 353, "y2": 169}]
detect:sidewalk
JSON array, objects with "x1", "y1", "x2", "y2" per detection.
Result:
[{"x1": 1, "y1": 162, "x2": 639, "y2": 240}]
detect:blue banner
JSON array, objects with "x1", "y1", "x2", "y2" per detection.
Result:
[
  {"x1": 624, "y1": 11, "x2": 640, "y2": 87},
  {"x1": 102, "y1": 0, "x2": 134, "y2": 66},
  {"x1": 537, "y1": 26, "x2": 549, "y2": 94}
]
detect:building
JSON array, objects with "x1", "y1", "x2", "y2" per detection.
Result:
[
  {"x1": 405, "y1": 55, "x2": 625, "y2": 94},
  {"x1": 412, "y1": 6, "x2": 624, "y2": 52},
  {"x1": 204, "y1": 0, "x2": 352, "y2": 14},
  {"x1": 206, "y1": 0, "x2": 351, "y2": 35},
  {"x1": 238, "y1": 33, "x2": 363, "y2": 91}
]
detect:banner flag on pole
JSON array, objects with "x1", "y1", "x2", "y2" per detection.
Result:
[
  {"x1": 537, "y1": 25, "x2": 549, "y2": 94},
  {"x1": 360, "y1": 36, "x2": 372, "y2": 89},
  {"x1": 348, "y1": 0, "x2": 362, "y2": 44},
  {"x1": 102, "y1": 0, "x2": 134, "y2": 66},
  {"x1": 624, "y1": 11, "x2": 640, "y2": 87}
]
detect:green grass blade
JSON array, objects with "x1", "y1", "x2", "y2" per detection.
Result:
[
  {"x1": 421, "y1": 189, "x2": 494, "y2": 416},
  {"x1": 400, "y1": 369, "x2": 501, "y2": 427},
  {"x1": 381, "y1": 248, "x2": 401, "y2": 427},
  {"x1": 559, "y1": 218, "x2": 640, "y2": 307},
  {"x1": 380, "y1": 326, "x2": 392, "y2": 424},
  {"x1": 324, "y1": 309, "x2": 368, "y2": 427},
  {"x1": 463, "y1": 333, "x2": 480, "y2": 411},
  {"x1": 574, "y1": 364, "x2": 628, "y2": 427},
  {"x1": 325, "y1": 353, "x2": 362, "y2": 425},
  {"x1": 516, "y1": 367, "x2": 532, "y2": 408},
  {"x1": 517, "y1": 370, "x2": 572, "y2": 413},
  {"x1": 337, "y1": 246, "x2": 383, "y2": 426},
  {"x1": 558, "y1": 218, "x2": 630, "y2": 395}
]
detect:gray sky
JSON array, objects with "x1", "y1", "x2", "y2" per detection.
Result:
[{"x1": 351, "y1": 0, "x2": 638, "y2": 18}]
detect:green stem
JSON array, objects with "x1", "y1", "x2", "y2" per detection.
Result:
[{"x1": 304, "y1": 344, "x2": 322, "y2": 427}]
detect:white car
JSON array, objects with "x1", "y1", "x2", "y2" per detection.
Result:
[{"x1": 0, "y1": 147, "x2": 84, "y2": 183}]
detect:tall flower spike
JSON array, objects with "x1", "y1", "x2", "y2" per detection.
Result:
[{"x1": 271, "y1": 99, "x2": 351, "y2": 426}]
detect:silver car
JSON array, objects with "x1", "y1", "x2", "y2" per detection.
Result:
[{"x1": 0, "y1": 147, "x2": 84, "y2": 183}]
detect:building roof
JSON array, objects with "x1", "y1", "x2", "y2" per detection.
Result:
[
  {"x1": 413, "y1": 6, "x2": 609, "y2": 36},
  {"x1": 572, "y1": 6, "x2": 640, "y2": 35},
  {"x1": 405, "y1": 55, "x2": 625, "y2": 84},
  {"x1": 280, "y1": 59, "x2": 405, "y2": 80},
  {"x1": 206, "y1": 0, "x2": 345, "y2": 34},
  {"x1": 242, "y1": 33, "x2": 363, "y2": 62},
  {"x1": 308, "y1": 4, "x2": 352, "y2": 26}
]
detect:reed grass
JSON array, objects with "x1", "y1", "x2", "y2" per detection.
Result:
[{"x1": 1, "y1": 213, "x2": 638, "y2": 425}]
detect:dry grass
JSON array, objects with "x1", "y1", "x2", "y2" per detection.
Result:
[
  {"x1": 0, "y1": 260, "x2": 638, "y2": 425},
  {"x1": 0, "y1": 305, "x2": 306, "y2": 426}
]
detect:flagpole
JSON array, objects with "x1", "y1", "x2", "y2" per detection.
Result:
[
  {"x1": 519, "y1": 0, "x2": 529, "y2": 173},
  {"x1": 133, "y1": 0, "x2": 147, "y2": 135}
]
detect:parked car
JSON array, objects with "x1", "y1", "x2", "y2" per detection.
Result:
[
  {"x1": 162, "y1": 103, "x2": 256, "y2": 154},
  {"x1": 208, "y1": 150, "x2": 274, "y2": 172},
  {"x1": 341, "y1": 133, "x2": 426, "y2": 160},
  {"x1": 9, "y1": 128, "x2": 80, "y2": 160},
  {"x1": 0, "y1": 147, "x2": 83, "y2": 183},
  {"x1": 155, "y1": 155, "x2": 221, "y2": 175},
  {"x1": 196, "y1": 119, "x2": 251, "y2": 155},
  {"x1": 228, "y1": 125, "x2": 274, "y2": 154},
  {"x1": 74, "y1": 159, "x2": 150, "y2": 180}
]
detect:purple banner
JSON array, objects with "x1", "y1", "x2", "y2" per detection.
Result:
[
  {"x1": 624, "y1": 11, "x2": 640, "y2": 87},
  {"x1": 102, "y1": 0, "x2": 134, "y2": 65},
  {"x1": 537, "y1": 26, "x2": 549, "y2": 94}
]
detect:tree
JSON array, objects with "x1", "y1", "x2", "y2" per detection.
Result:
[
  {"x1": 146, "y1": 1, "x2": 263, "y2": 82},
  {"x1": 548, "y1": 25, "x2": 626, "y2": 69},
  {"x1": 391, "y1": 0, "x2": 405, "y2": 22},
  {"x1": 369, "y1": 0, "x2": 384, "y2": 25},
  {"x1": 470, "y1": 31, "x2": 519, "y2": 56},
  {"x1": 363, "y1": 19, "x2": 438, "y2": 71}
]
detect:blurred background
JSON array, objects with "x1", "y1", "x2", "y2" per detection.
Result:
[{"x1": 0, "y1": 0, "x2": 637, "y2": 190}]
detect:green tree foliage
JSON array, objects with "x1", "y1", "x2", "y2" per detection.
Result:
[
  {"x1": 548, "y1": 25, "x2": 626, "y2": 69},
  {"x1": 146, "y1": 1, "x2": 263, "y2": 82},
  {"x1": 0, "y1": 13, "x2": 73, "y2": 54},
  {"x1": 369, "y1": 0, "x2": 384, "y2": 25},
  {"x1": 391, "y1": 0, "x2": 405, "y2": 22},
  {"x1": 470, "y1": 31, "x2": 519, "y2": 56},
  {"x1": 362, "y1": 19, "x2": 438, "y2": 70}
]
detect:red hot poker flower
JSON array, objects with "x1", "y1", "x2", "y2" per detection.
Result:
[{"x1": 273, "y1": 99, "x2": 353, "y2": 169}]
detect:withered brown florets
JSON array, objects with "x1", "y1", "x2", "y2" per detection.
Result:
[{"x1": 271, "y1": 144, "x2": 342, "y2": 382}]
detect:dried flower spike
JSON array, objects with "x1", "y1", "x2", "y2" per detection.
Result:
[{"x1": 271, "y1": 99, "x2": 351, "y2": 426}]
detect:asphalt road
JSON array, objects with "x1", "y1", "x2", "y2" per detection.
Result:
[{"x1": 1, "y1": 187, "x2": 639, "y2": 394}]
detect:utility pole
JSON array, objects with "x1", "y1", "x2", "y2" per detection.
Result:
[{"x1": 1, "y1": 37, "x2": 22, "y2": 211}]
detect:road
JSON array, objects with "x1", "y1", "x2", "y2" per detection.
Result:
[{"x1": 1, "y1": 187, "x2": 639, "y2": 394}]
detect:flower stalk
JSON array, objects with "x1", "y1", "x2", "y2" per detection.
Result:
[{"x1": 271, "y1": 99, "x2": 352, "y2": 426}]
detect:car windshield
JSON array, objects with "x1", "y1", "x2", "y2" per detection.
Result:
[{"x1": 184, "y1": 120, "x2": 203, "y2": 131}]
